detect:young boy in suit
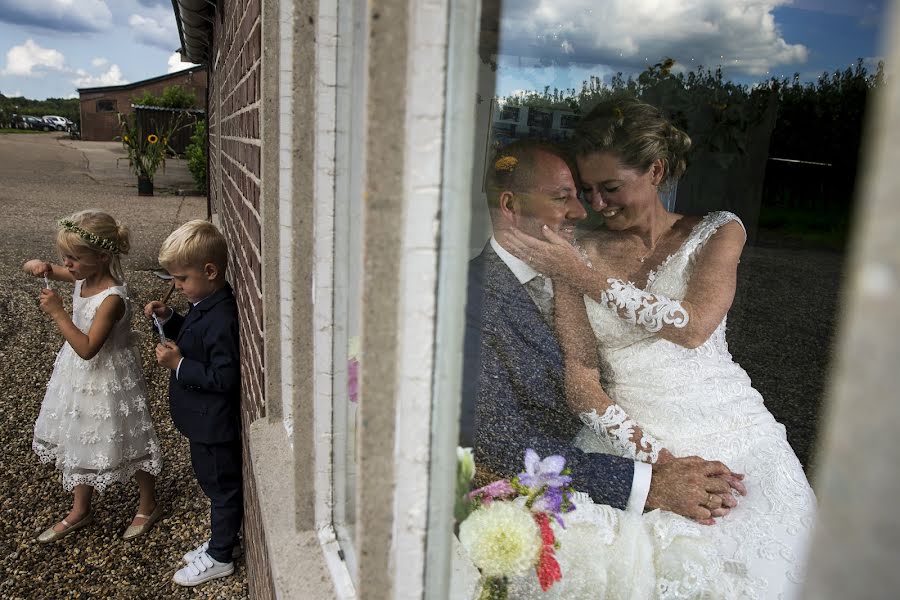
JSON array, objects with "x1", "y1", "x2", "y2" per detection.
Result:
[{"x1": 145, "y1": 220, "x2": 243, "y2": 587}]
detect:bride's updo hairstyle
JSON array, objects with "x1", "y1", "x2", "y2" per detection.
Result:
[
  {"x1": 57, "y1": 209, "x2": 130, "y2": 283},
  {"x1": 571, "y1": 98, "x2": 691, "y2": 190}
]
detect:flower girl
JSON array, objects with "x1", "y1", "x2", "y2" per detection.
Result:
[{"x1": 23, "y1": 210, "x2": 163, "y2": 543}]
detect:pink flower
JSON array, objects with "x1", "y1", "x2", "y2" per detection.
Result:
[
  {"x1": 467, "y1": 479, "x2": 515, "y2": 505},
  {"x1": 347, "y1": 358, "x2": 359, "y2": 403}
]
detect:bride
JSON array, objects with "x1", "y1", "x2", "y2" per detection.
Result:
[{"x1": 498, "y1": 99, "x2": 817, "y2": 599}]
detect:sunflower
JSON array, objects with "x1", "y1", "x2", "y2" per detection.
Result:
[{"x1": 147, "y1": 134, "x2": 159, "y2": 144}]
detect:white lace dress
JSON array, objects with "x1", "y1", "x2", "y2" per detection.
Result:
[
  {"x1": 563, "y1": 211, "x2": 817, "y2": 599},
  {"x1": 32, "y1": 280, "x2": 162, "y2": 492}
]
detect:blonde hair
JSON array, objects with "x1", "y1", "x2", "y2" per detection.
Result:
[
  {"x1": 572, "y1": 98, "x2": 692, "y2": 189},
  {"x1": 158, "y1": 220, "x2": 228, "y2": 273},
  {"x1": 56, "y1": 210, "x2": 130, "y2": 283}
]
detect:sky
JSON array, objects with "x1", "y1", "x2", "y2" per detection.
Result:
[
  {"x1": 492, "y1": 0, "x2": 889, "y2": 97},
  {"x1": 0, "y1": 0, "x2": 198, "y2": 100},
  {"x1": 0, "y1": 0, "x2": 890, "y2": 101}
]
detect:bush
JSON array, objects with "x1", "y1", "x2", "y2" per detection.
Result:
[
  {"x1": 186, "y1": 119, "x2": 207, "y2": 192},
  {"x1": 132, "y1": 85, "x2": 197, "y2": 109}
]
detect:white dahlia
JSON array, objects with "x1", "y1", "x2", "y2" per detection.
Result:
[{"x1": 459, "y1": 501, "x2": 541, "y2": 578}]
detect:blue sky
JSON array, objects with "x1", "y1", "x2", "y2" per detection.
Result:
[
  {"x1": 0, "y1": 0, "x2": 197, "y2": 100},
  {"x1": 493, "y1": 0, "x2": 888, "y2": 98},
  {"x1": 0, "y1": 0, "x2": 889, "y2": 101}
]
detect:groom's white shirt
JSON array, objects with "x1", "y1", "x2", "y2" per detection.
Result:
[{"x1": 491, "y1": 235, "x2": 652, "y2": 514}]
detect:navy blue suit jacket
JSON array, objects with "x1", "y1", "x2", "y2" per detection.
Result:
[
  {"x1": 461, "y1": 244, "x2": 635, "y2": 510},
  {"x1": 163, "y1": 282, "x2": 241, "y2": 444}
]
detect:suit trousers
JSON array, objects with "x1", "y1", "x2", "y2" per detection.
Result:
[{"x1": 189, "y1": 439, "x2": 244, "y2": 563}]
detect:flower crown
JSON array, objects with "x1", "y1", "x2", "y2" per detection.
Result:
[{"x1": 57, "y1": 218, "x2": 121, "y2": 254}]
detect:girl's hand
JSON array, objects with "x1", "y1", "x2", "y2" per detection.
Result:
[
  {"x1": 500, "y1": 225, "x2": 585, "y2": 280},
  {"x1": 23, "y1": 259, "x2": 52, "y2": 279},
  {"x1": 39, "y1": 288, "x2": 64, "y2": 317},
  {"x1": 144, "y1": 301, "x2": 172, "y2": 320}
]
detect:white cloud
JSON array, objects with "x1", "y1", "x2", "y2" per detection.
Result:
[
  {"x1": 0, "y1": 0, "x2": 113, "y2": 33},
  {"x1": 1, "y1": 39, "x2": 65, "y2": 76},
  {"x1": 494, "y1": 0, "x2": 808, "y2": 77},
  {"x1": 91, "y1": 57, "x2": 109, "y2": 68},
  {"x1": 167, "y1": 52, "x2": 200, "y2": 74},
  {"x1": 129, "y1": 13, "x2": 179, "y2": 51},
  {"x1": 71, "y1": 64, "x2": 127, "y2": 88}
]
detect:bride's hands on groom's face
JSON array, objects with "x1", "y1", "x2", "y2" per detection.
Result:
[{"x1": 501, "y1": 225, "x2": 584, "y2": 280}]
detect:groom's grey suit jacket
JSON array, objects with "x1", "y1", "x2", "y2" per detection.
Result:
[{"x1": 461, "y1": 243, "x2": 635, "y2": 509}]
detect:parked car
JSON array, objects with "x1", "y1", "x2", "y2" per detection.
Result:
[
  {"x1": 23, "y1": 116, "x2": 53, "y2": 131},
  {"x1": 42, "y1": 115, "x2": 69, "y2": 131}
]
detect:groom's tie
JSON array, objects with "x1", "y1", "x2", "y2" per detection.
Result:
[{"x1": 525, "y1": 275, "x2": 554, "y2": 327}]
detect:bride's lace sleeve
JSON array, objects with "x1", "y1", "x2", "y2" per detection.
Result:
[
  {"x1": 600, "y1": 279, "x2": 689, "y2": 333},
  {"x1": 585, "y1": 214, "x2": 747, "y2": 349},
  {"x1": 555, "y1": 282, "x2": 668, "y2": 463}
]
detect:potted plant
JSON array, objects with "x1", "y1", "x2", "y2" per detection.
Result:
[{"x1": 117, "y1": 113, "x2": 183, "y2": 196}]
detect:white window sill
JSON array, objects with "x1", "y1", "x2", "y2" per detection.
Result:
[{"x1": 248, "y1": 417, "x2": 338, "y2": 599}]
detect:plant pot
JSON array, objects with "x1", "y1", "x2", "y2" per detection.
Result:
[{"x1": 137, "y1": 176, "x2": 154, "y2": 196}]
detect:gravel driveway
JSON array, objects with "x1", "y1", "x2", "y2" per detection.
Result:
[{"x1": 0, "y1": 132, "x2": 248, "y2": 599}]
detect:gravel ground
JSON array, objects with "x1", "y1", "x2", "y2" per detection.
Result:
[{"x1": 0, "y1": 132, "x2": 248, "y2": 599}]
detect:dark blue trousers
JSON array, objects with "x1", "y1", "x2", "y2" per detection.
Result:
[{"x1": 189, "y1": 440, "x2": 243, "y2": 563}]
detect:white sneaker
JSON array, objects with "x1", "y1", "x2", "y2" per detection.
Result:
[
  {"x1": 183, "y1": 540, "x2": 243, "y2": 563},
  {"x1": 173, "y1": 551, "x2": 234, "y2": 587}
]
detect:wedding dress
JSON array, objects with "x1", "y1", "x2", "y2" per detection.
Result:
[{"x1": 558, "y1": 211, "x2": 815, "y2": 599}]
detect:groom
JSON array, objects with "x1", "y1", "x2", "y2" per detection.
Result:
[{"x1": 461, "y1": 139, "x2": 742, "y2": 521}]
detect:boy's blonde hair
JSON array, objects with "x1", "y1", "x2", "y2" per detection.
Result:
[
  {"x1": 57, "y1": 210, "x2": 130, "y2": 283},
  {"x1": 158, "y1": 220, "x2": 228, "y2": 273}
]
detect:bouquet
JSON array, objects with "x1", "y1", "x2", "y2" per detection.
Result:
[{"x1": 456, "y1": 448, "x2": 576, "y2": 599}]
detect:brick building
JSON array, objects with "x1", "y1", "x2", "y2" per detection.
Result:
[{"x1": 77, "y1": 66, "x2": 207, "y2": 141}]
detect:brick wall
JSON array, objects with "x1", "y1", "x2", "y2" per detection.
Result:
[
  {"x1": 79, "y1": 68, "x2": 207, "y2": 141},
  {"x1": 207, "y1": 1, "x2": 273, "y2": 598}
]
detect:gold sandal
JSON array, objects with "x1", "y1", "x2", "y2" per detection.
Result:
[
  {"x1": 37, "y1": 511, "x2": 94, "y2": 544},
  {"x1": 123, "y1": 504, "x2": 164, "y2": 540}
]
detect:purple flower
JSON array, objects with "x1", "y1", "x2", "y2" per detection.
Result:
[
  {"x1": 347, "y1": 358, "x2": 359, "y2": 403},
  {"x1": 518, "y1": 449, "x2": 571, "y2": 492},
  {"x1": 467, "y1": 479, "x2": 515, "y2": 505}
]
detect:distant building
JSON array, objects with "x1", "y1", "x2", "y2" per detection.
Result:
[{"x1": 77, "y1": 66, "x2": 207, "y2": 141}]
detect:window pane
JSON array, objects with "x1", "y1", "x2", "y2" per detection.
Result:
[
  {"x1": 453, "y1": 1, "x2": 882, "y2": 595},
  {"x1": 332, "y1": 0, "x2": 366, "y2": 582}
]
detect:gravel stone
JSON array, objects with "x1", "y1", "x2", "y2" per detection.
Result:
[{"x1": 0, "y1": 132, "x2": 248, "y2": 599}]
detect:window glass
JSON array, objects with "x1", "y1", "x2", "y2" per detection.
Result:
[
  {"x1": 96, "y1": 99, "x2": 116, "y2": 112},
  {"x1": 453, "y1": 1, "x2": 885, "y2": 595},
  {"x1": 332, "y1": 0, "x2": 366, "y2": 583}
]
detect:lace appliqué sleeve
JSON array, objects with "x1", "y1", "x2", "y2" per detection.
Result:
[
  {"x1": 601, "y1": 278, "x2": 689, "y2": 333},
  {"x1": 579, "y1": 405, "x2": 663, "y2": 463}
]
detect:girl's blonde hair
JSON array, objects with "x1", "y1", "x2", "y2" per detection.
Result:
[{"x1": 56, "y1": 210, "x2": 130, "y2": 283}]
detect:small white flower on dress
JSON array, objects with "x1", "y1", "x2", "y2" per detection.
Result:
[
  {"x1": 80, "y1": 429, "x2": 100, "y2": 445},
  {"x1": 118, "y1": 400, "x2": 131, "y2": 416},
  {"x1": 92, "y1": 453, "x2": 111, "y2": 470}
]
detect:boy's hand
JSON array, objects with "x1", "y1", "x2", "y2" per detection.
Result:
[
  {"x1": 144, "y1": 301, "x2": 172, "y2": 320},
  {"x1": 24, "y1": 259, "x2": 52, "y2": 279},
  {"x1": 39, "y1": 288, "x2": 64, "y2": 317},
  {"x1": 155, "y1": 341, "x2": 182, "y2": 370}
]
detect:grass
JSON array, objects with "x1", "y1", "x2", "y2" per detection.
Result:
[{"x1": 757, "y1": 206, "x2": 850, "y2": 249}]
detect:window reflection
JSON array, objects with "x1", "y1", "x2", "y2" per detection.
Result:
[{"x1": 454, "y1": 0, "x2": 881, "y2": 596}]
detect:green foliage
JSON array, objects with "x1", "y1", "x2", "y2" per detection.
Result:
[
  {"x1": 117, "y1": 113, "x2": 184, "y2": 181},
  {"x1": 498, "y1": 57, "x2": 885, "y2": 221},
  {"x1": 132, "y1": 85, "x2": 197, "y2": 109},
  {"x1": 185, "y1": 119, "x2": 207, "y2": 191},
  {"x1": 0, "y1": 92, "x2": 79, "y2": 125}
]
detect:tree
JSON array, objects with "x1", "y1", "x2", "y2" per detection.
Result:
[{"x1": 132, "y1": 85, "x2": 197, "y2": 109}]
